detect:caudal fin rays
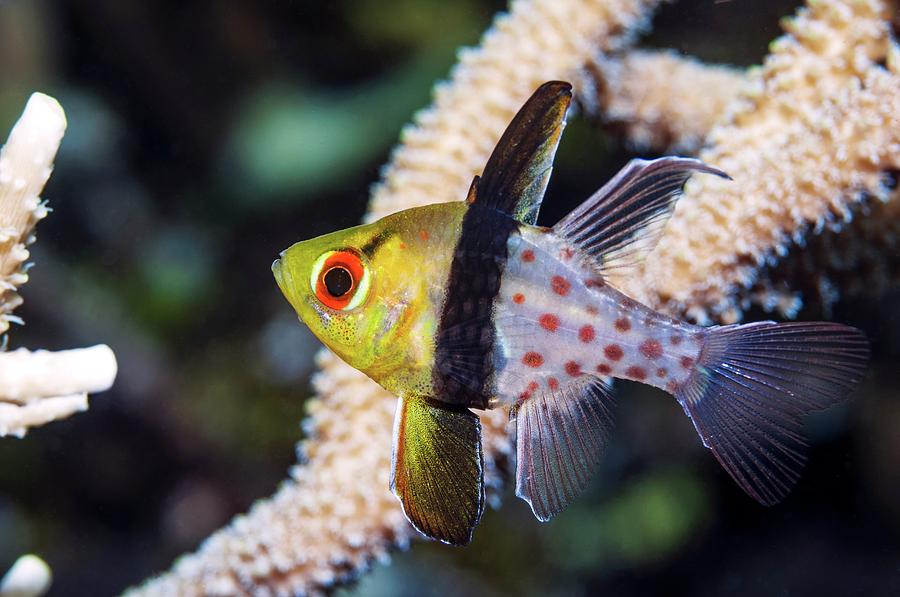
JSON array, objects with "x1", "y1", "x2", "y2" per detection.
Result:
[{"x1": 676, "y1": 322, "x2": 869, "y2": 505}]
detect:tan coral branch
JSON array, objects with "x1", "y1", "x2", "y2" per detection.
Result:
[
  {"x1": 616, "y1": 0, "x2": 900, "y2": 322},
  {"x1": 586, "y1": 48, "x2": 899, "y2": 316},
  {"x1": 126, "y1": 0, "x2": 664, "y2": 595},
  {"x1": 584, "y1": 50, "x2": 746, "y2": 153}
]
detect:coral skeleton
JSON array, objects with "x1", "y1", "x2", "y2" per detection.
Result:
[
  {"x1": 587, "y1": 47, "x2": 900, "y2": 317},
  {"x1": 129, "y1": 0, "x2": 898, "y2": 595},
  {"x1": 0, "y1": 94, "x2": 118, "y2": 438},
  {"x1": 0, "y1": 554, "x2": 52, "y2": 597},
  {"x1": 614, "y1": 0, "x2": 900, "y2": 322}
]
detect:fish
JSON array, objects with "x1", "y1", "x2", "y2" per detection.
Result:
[{"x1": 272, "y1": 81, "x2": 869, "y2": 546}]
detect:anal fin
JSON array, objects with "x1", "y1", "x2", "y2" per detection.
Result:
[
  {"x1": 390, "y1": 396, "x2": 484, "y2": 545},
  {"x1": 514, "y1": 376, "x2": 615, "y2": 522}
]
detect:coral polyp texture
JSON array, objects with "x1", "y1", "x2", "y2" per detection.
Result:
[
  {"x1": 0, "y1": 95, "x2": 118, "y2": 438},
  {"x1": 129, "y1": 0, "x2": 898, "y2": 595},
  {"x1": 616, "y1": 0, "x2": 900, "y2": 323}
]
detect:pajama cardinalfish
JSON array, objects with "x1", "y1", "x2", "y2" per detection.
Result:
[{"x1": 272, "y1": 82, "x2": 869, "y2": 545}]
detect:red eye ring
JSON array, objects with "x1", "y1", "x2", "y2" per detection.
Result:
[{"x1": 314, "y1": 250, "x2": 365, "y2": 310}]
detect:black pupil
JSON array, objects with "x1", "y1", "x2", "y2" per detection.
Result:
[{"x1": 323, "y1": 267, "x2": 353, "y2": 297}]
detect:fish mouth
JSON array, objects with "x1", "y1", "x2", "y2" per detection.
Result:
[{"x1": 272, "y1": 258, "x2": 288, "y2": 296}]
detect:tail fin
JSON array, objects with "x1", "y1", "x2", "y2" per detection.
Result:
[{"x1": 676, "y1": 322, "x2": 869, "y2": 505}]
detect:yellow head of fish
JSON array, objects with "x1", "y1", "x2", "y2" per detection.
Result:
[{"x1": 272, "y1": 204, "x2": 463, "y2": 394}]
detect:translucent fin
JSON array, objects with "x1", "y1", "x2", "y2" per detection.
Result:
[
  {"x1": 390, "y1": 396, "x2": 484, "y2": 545},
  {"x1": 676, "y1": 322, "x2": 869, "y2": 505},
  {"x1": 514, "y1": 376, "x2": 615, "y2": 521},
  {"x1": 472, "y1": 81, "x2": 572, "y2": 224},
  {"x1": 553, "y1": 157, "x2": 729, "y2": 274}
]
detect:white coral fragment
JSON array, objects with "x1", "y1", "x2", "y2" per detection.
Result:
[
  {"x1": 0, "y1": 93, "x2": 66, "y2": 334},
  {"x1": 0, "y1": 94, "x2": 118, "y2": 438},
  {"x1": 0, "y1": 555, "x2": 52, "y2": 597},
  {"x1": 0, "y1": 345, "x2": 118, "y2": 438}
]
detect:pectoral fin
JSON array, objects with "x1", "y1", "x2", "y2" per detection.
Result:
[{"x1": 390, "y1": 396, "x2": 484, "y2": 545}]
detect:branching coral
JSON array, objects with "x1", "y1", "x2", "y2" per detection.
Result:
[
  {"x1": 0, "y1": 94, "x2": 118, "y2": 437},
  {"x1": 611, "y1": 0, "x2": 900, "y2": 322},
  {"x1": 583, "y1": 50, "x2": 746, "y2": 153},
  {"x1": 129, "y1": 0, "x2": 898, "y2": 595},
  {"x1": 588, "y1": 44, "x2": 900, "y2": 317}
]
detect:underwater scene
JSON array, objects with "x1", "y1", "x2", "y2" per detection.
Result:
[{"x1": 0, "y1": 0, "x2": 898, "y2": 595}]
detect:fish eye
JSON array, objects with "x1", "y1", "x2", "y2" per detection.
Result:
[
  {"x1": 323, "y1": 266, "x2": 353, "y2": 297},
  {"x1": 310, "y1": 249, "x2": 370, "y2": 311}
]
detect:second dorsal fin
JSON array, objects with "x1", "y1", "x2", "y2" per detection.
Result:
[
  {"x1": 553, "y1": 157, "x2": 730, "y2": 275},
  {"x1": 470, "y1": 81, "x2": 572, "y2": 224}
]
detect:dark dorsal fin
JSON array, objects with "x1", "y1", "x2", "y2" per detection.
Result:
[
  {"x1": 470, "y1": 81, "x2": 573, "y2": 224},
  {"x1": 553, "y1": 157, "x2": 730, "y2": 276},
  {"x1": 390, "y1": 396, "x2": 484, "y2": 545}
]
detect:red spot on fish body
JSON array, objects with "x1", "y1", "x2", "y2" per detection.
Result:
[
  {"x1": 681, "y1": 356, "x2": 695, "y2": 369},
  {"x1": 512, "y1": 293, "x2": 525, "y2": 304},
  {"x1": 523, "y1": 352, "x2": 544, "y2": 368},
  {"x1": 586, "y1": 305, "x2": 599, "y2": 315},
  {"x1": 419, "y1": 229, "x2": 429, "y2": 241},
  {"x1": 539, "y1": 314, "x2": 560, "y2": 332},
  {"x1": 604, "y1": 344, "x2": 624, "y2": 361},
  {"x1": 560, "y1": 247, "x2": 574, "y2": 261},
  {"x1": 615, "y1": 318, "x2": 631, "y2": 332},
  {"x1": 517, "y1": 380, "x2": 540, "y2": 405},
  {"x1": 399, "y1": 242, "x2": 407, "y2": 250},
  {"x1": 565, "y1": 361, "x2": 582, "y2": 377},
  {"x1": 626, "y1": 366, "x2": 647, "y2": 380},
  {"x1": 670, "y1": 335, "x2": 683, "y2": 346},
  {"x1": 639, "y1": 339, "x2": 664, "y2": 360},
  {"x1": 578, "y1": 325, "x2": 595, "y2": 343},
  {"x1": 585, "y1": 278, "x2": 605, "y2": 288},
  {"x1": 596, "y1": 364, "x2": 612, "y2": 375},
  {"x1": 551, "y1": 276, "x2": 571, "y2": 296},
  {"x1": 657, "y1": 368, "x2": 668, "y2": 378},
  {"x1": 521, "y1": 250, "x2": 535, "y2": 263},
  {"x1": 666, "y1": 380, "x2": 679, "y2": 393},
  {"x1": 548, "y1": 377, "x2": 559, "y2": 390}
]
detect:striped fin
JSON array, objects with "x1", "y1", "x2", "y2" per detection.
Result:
[
  {"x1": 514, "y1": 376, "x2": 615, "y2": 521},
  {"x1": 471, "y1": 81, "x2": 572, "y2": 224},
  {"x1": 390, "y1": 396, "x2": 484, "y2": 545},
  {"x1": 676, "y1": 322, "x2": 868, "y2": 505},
  {"x1": 553, "y1": 157, "x2": 729, "y2": 274}
]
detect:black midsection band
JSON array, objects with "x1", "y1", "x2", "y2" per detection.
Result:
[{"x1": 433, "y1": 205, "x2": 517, "y2": 410}]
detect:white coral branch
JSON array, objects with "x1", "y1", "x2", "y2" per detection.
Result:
[
  {"x1": 0, "y1": 93, "x2": 65, "y2": 334},
  {"x1": 0, "y1": 554, "x2": 52, "y2": 597},
  {"x1": 0, "y1": 94, "x2": 118, "y2": 438},
  {"x1": 0, "y1": 345, "x2": 118, "y2": 438}
]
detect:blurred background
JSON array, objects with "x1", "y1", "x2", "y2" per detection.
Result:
[{"x1": 0, "y1": 0, "x2": 898, "y2": 595}]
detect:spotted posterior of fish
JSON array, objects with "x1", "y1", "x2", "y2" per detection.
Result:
[{"x1": 494, "y1": 229, "x2": 703, "y2": 404}]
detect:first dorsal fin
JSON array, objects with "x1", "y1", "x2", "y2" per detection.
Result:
[
  {"x1": 553, "y1": 157, "x2": 730, "y2": 275},
  {"x1": 470, "y1": 81, "x2": 572, "y2": 224}
]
